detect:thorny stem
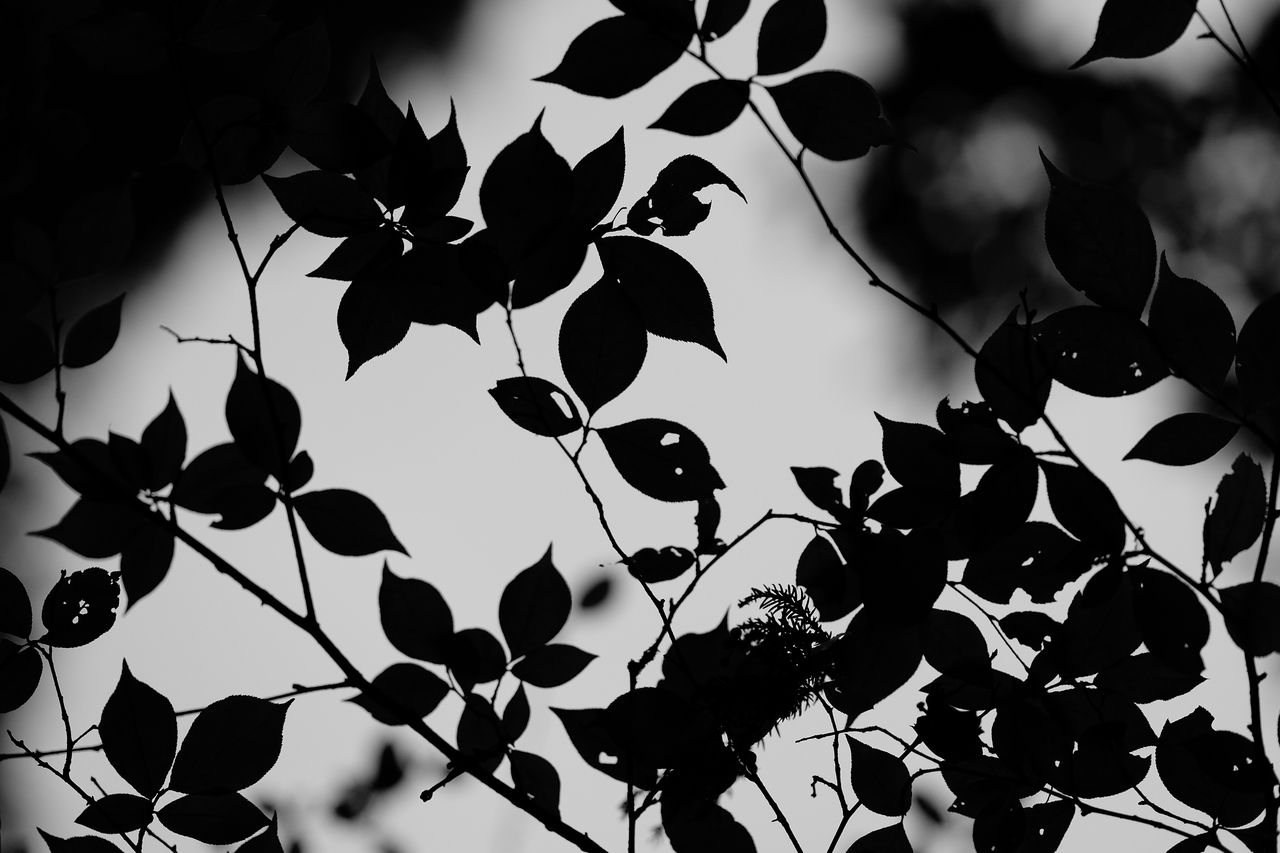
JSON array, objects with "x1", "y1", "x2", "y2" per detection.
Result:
[
  {"x1": 744, "y1": 768, "x2": 806, "y2": 853},
  {"x1": 160, "y1": 325, "x2": 253, "y2": 355},
  {"x1": 36, "y1": 646, "x2": 74, "y2": 775}
]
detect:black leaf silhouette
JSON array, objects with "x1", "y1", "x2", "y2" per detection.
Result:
[
  {"x1": 503, "y1": 685, "x2": 531, "y2": 742},
  {"x1": 31, "y1": 439, "x2": 127, "y2": 500},
  {"x1": 651, "y1": 80, "x2": 749, "y2": 137},
  {"x1": 845, "y1": 823, "x2": 912, "y2": 853},
  {"x1": 308, "y1": 230, "x2": 403, "y2": 281},
  {"x1": 140, "y1": 393, "x2": 187, "y2": 490},
  {"x1": 627, "y1": 546, "x2": 696, "y2": 583},
  {"x1": 120, "y1": 517, "x2": 175, "y2": 607},
  {"x1": 264, "y1": 171, "x2": 382, "y2": 237},
  {"x1": 797, "y1": 533, "x2": 859, "y2": 620},
  {"x1": 1072, "y1": 0, "x2": 1198, "y2": 68},
  {"x1": 283, "y1": 451, "x2": 314, "y2": 492},
  {"x1": 598, "y1": 418, "x2": 724, "y2": 502},
  {"x1": 57, "y1": 187, "x2": 135, "y2": 279},
  {"x1": 36, "y1": 831, "x2": 122, "y2": 853},
  {"x1": 509, "y1": 750, "x2": 561, "y2": 815},
  {"x1": 75, "y1": 794, "x2": 153, "y2": 833},
  {"x1": 1203, "y1": 454, "x2": 1267, "y2": 574},
  {"x1": 1236, "y1": 293, "x2": 1280, "y2": 422},
  {"x1": 757, "y1": 0, "x2": 826, "y2": 76},
  {"x1": 169, "y1": 696, "x2": 289, "y2": 794},
  {"x1": 0, "y1": 320, "x2": 57, "y2": 384},
  {"x1": 0, "y1": 641, "x2": 42, "y2": 713},
  {"x1": 226, "y1": 356, "x2": 301, "y2": 480},
  {"x1": 1130, "y1": 566, "x2": 1209, "y2": 670},
  {"x1": 350, "y1": 663, "x2": 449, "y2": 725},
  {"x1": 767, "y1": 71, "x2": 892, "y2": 161},
  {"x1": 456, "y1": 694, "x2": 505, "y2": 774},
  {"x1": 169, "y1": 443, "x2": 275, "y2": 530},
  {"x1": 62, "y1": 294, "x2": 125, "y2": 369},
  {"x1": 499, "y1": 547, "x2": 570, "y2": 658},
  {"x1": 479, "y1": 114, "x2": 573, "y2": 261},
  {"x1": 1035, "y1": 306, "x2": 1167, "y2": 396},
  {"x1": 293, "y1": 488, "x2": 407, "y2": 556},
  {"x1": 157, "y1": 793, "x2": 270, "y2": 845},
  {"x1": 569, "y1": 129, "x2": 626, "y2": 229},
  {"x1": 915, "y1": 700, "x2": 982, "y2": 760},
  {"x1": 40, "y1": 567, "x2": 121, "y2": 647},
  {"x1": 446, "y1": 627, "x2": 508, "y2": 691},
  {"x1": 607, "y1": 0, "x2": 697, "y2": 35},
  {"x1": 512, "y1": 644, "x2": 595, "y2": 688},
  {"x1": 946, "y1": 446, "x2": 1039, "y2": 557},
  {"x1": 936, "y1": 398, "x2": 1019, "y2": 464},
  {"x1": 975, "y1": 310, "x2": 1051, "y2": 431},
  {"x1": 1220, "y1": 582, "x2": 1280, "y2": 657},
  {"x1": 877, "y1": 414, "x2": 960, "y2": 498},
  {"x1": 337, "y1": 276, "x2": 414, "y2": 378},
  {"x1": 661, "y1": 800, "x2": 756, "y2": 853},
  {"x1": 1124, "y1": 413, "x2": 1238, "y2": 466},
  {"x1": 379, "y1": 564, "x2": 453, "y2": 664},
  {"x1": 700, "y1": 0, "x2": 750, "y2": 41},
  {"x1": 790, "y1": 466, "x2": 844, "y2": 517},
  {"x1": 1094, "y1": 653, "x2": 1204, "y2": 703},
  {"x1": 827, "y1": 610, "x2": 923, "y2": 719},
  {"x1": 536, "y1": 16, "x2": 687, "y2": 98},
  {"x1": 0, "y1": 566, "x2": 32, "y2": 638},
  {"x1": 1148, "y1": 255, "x2": 1236, "y2": 390},
  {"x1": 559, "y1": 278, "x2": 647, "y2": 413},
  {"x1": 1046, "y1": 565, "x2": 1142, "y2": 679},
  {"x1": 963, "y1": 522, "x2": 1091, "y2": 604},
  {"x1": 627, "y1": 154, "x2": 744, "y2": 238},
  {"x1": 488, "y1": 377, "x2": 582, "y2": 437},
  {"x1": 99, "y1": 663, "x2": 177, "y2": 798},
  {"x1": 1166, "y1": 836, "x2": 1213, "y2": 853},
  {"x1": 286, "y1": 101, "x2": 390, "y2": 174},
  {"x1": 386, "y1": 104, "x2": 468, "y2": 230},
  {"x1": 846, "y1": 737, "x2": 911, "y2": 816},
  {"x1": 1042, "y1": 461, "x2": 1125, "y2": 555},
  {"x1": 1157, "y1": 707, "x2": 1272, "y2": 827},
  {"x1": 999, "y1": 611, "x2": 1058, "y2": 652}
]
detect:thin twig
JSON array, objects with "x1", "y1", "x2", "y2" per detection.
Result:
[
  {"x1": 947, "y1": 582, "x2": 1028, "y2": 672},
  {"x1": 36, "y1": 646, "x2": 75, "y2": 775},
  {"x1": 1197, "y1": 7, "x2": 1280, "y2": 122},
  {"x1": 743, "y1": 768, "x2": 806, "y2": 853},
  {"x1": 160, "y1": 326, "x2": 253, "y2": 354}
]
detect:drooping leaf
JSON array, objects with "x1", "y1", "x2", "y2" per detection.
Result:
[
  {"x1": 975, "y1": 310, "x2": 1052, "y2": 431},
  {"x1": 1034, "y1": 306, "x2": 1167, "y2": 396},
  {"x1": 509, "y1": 750, "x2": 561, "y2": 815},
  {"x1": 478, "y1": 114, "x2": 573, "y2": 260},
  {"x1": 337, "y1": 276, "x2": 414, "y2": 378},
  {"x1": 569, "y1": 129, "x2": 626, "y2": 229},
  {"x1": 598, "y1": 418, "x2": 724, "y2": 502},
  {"x1": 1041, "y1": 461, "x2": 1126, "y2": 555},
  {"x1": 1040, "y1": 152, "x2": 1156, "y2": 316},
  {"x1": 0, "y1": 567, "x2": 32, "y2": 638},
  {"x1": 36, "y1": 831, "x2": 123, "y2": 853},
  {"x1": 488, "y1": 377, "x2": 582, "y2": 437},
  {"x1": 157, "y1": 793, "x2": 270, "y2": 845},
  {"x1": 62, "y1": 295, "x2": 125, "y2": 369},
  {"x1": 650, "y1": 79, "x2": 749, "y2": 136},
  {"x1": 536, "y1": 15, "x2": 688, "y2": 98},
  {"x1": 0, "y1": 319, "x2": 57, "y2": 384},
  {"x1": 757, "y1": 0, "x2": 826, "y2": 75},
  {"x1": 120, "y1": 516, "x2": 175, "y2": 608},
  {"x1": 140, "y1": 393, "x2": 186, "y2": 490},
  {"x1": 225, "y1": 355, "x2": 301, "y2": 479},
  {"x1": 169, "y1": 696, "x2": 289, "y2": 794},
  {"x1": 1157, "y1": 707, "x2": 1271, "y2": 827},
  {"x1": 1220, "y1": 582, "x2": 1280, "y2": 657},
  {"x1": 1148, "y1": 255, "x2": 1236, "y2": 390},
  {"x1": 700, "y1": 0, "x2": 750, "y2": 41},
  {"x1": 99, "y1": 663, "x2": 177, "y2": 798},
  {"x1": 627, "y1": 154, "x2": 745, "y2": 237},
  {"x1": 379, "y1": 564, "x2": 453, "y2": 664},
  {"x1": 350, "y1": 663, "x2": 449, "y2": 725},
  {"x1": 40, "y1": 567, "x2": 121, "y2": 647},
  {"x1": 499, "y1": 546, "x2": 570, "y2": 658},
  {"x1": 598, "y1": 236, "x2": 725, "y2": 357},
  {"x1": 846, "y1": 737, "x2": 912, "y2": 816},
  {"x1": 0, "y1": 641, "x2": 42, "y2": 713},
  {"x1": 845, "y1": 823, "x2": 912, "y2": 853},
  {"x1": 767, "y1": 71, "x2": 893, "y2": 161},
  {"x1": 446, "y1": 628, "x2": 508, "y2": 691},
  {"x1": 627, "y1": 546, "x2": 696, "y2": 583},
  {"x1": 1236, "y1": 293, "x2": 1280, "y2": 420},
  {"x1": 75, "y1": 794, "x2": 153, "y2": 833},
  {"x1": 263, "y1": 171, "x2": 382, "y2": 237},
  {"x1": 1124, "y1": 413, "x2": 1237, "y2": 466},
  {"x1": 293, "y1": 488, "x2": 407, "y2": 556},
  {"x1": 512, "y1": 644, "x2": 595, "y2": 687},
  {"x1": 1072, "y1": 0, "x2": 1198, "y2": 68},
  {"x1": 1203, "y1": 454, "x2": 1267, "y2": 574},
  {"x1": 559, "y1": 278, "x2": 647, "y2": 413}
]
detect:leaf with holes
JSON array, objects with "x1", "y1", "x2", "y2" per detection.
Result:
[
  {"x1": 598, "y1": 418, "x2": 724, "y2": 502},
  {"x1": 488, "y1": 377, "x2": 581, "y2": 437},
  {"x1": 510, "y1": 750, "x2": 560, "y2": 815},
  {"x1": 536, "y1": 15, "x2": 688, "y2": 98},
  {"x1": 62, "y1": 294, "x2": 125, "y2": 369},
  {"x1": 651, "y1": 80, "x2": 749, "y2": 137},
  {"x1": 99, "y1": 663, "x2": 177, "y2": 798},
  {"x1": 169, "y1": 696, "x2": 289, "y2": 794},
  {"x1": 1072, "y1": 0, "x2": 1198, "y2": 68},
  {"x1": 1204, "y1": 454, "x2": 1267, "y2": 575},
  {"x1": 294, "y1": 489, "x2": 406, "y2": 556},
  {"x1": 1034, "y1": 306, "x2": 1167, "y2": 396},
  {"x1": 40, "y1": 567, "x2": 121, "y2": 647},
  {"x1": 757, "y1": 0, "x2": 826, "y2": 75},
  {"x1": 768, "y1": 71, "x2": 893, "y2": 161},
  {"x1": 976, "y1": 310, "x2": 1052, "y2": 431},
  {"x1": 499, "y1": 547, "x2": 570, "y2": 658},
  {"x1": 1124, "y1": 413, "x2": 1237, "y2": 466}
]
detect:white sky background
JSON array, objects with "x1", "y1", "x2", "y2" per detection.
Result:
[{"x1": 4, "y1": 1, "x2": 1279, "y2": 851}]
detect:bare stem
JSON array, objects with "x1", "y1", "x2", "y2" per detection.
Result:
[{"x1": 36, "y1": 646, "x2": 74, "y2": 775}]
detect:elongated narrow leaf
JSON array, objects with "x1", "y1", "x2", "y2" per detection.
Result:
[
  {"x1": 1073, "y1": 0, "x2": 1198, "y2": 68},
  {"x1": 499, "y1": 547, "x2": 570, "y2": 658},
  {"x1": 140, "y1": 393, "x2": 186, "y2": 490},
  {"x1": 598, "y1": 418, "x2": 724, "y2": 502},
  {"x1": 757, "y1": 0, "x2": 826, "y2": 75},
  {"x1": 570, "y1": 129, "x2": 626, "y2": 229},
  {"x1": 170, "y1": 696, "x2": 289, "y2": 794},
  {"x1": 62, "y1": 294, "x2": 125, "y2": 368},
  {"x1": 650, "y1": 79, "x2": 749, "y2": 136},
  {"x1": 1204, "y1": 454, "x2": 1266, "y2": 574},
  {"x1": 768, "y1": 71, "x2": 892, "y2": 160},
  {"x1": 294, "y1": 488, "x2": 406, "y2": 556},
  {"x1": 1148, "y1": 255, "x2": 1235, "y2": 390},
  {"x1": 488, "y1": 377, "x2": 582, "y2": 437},
  {"x1": 559, "y1": 279, "x2": 647, "y2": 413},
  {"x1": 99, "y1": 663, "x2": 177, "y2": 798},
  {"x1": 1125, "y1": 413, "x2": 1237, "y2": 466},
  {"x1": 536, "y1": 16, "x2": 687, "y2": 98}
]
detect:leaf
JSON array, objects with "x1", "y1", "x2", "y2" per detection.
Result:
[
  {"x1": 308, "y1": 230, "x2": 404, "y2": 281},
  {"x1": 598, "y1": 418, "x2": 724, "y2": 502},
  {"x1": 488, "y1": 377, "x2": 582, "y2": 437},
  {"x1": 337, "y1": 276, "x2": 413, "y2": 378},
  {"x1": 225, "y1": 355, "x2": 301, "y2": 480},
  {"x1": 0, "y1": 641, "x2": 42, "y2": 713},
  {"x1": 700, "y1": 0, "x2": 750, "y2": 41},
  {"x1": 1157, "y1": 707, "x2": 1271, "y2": 827},
  {"x1": 1000, "y1": 611, "x2": 1058, "y2": 652},
  {"x1": 791, "y1": 466, "x2": 845, "y2": 517},
  {"x1": 169, "y1": 696, "x2": 289, "y2": 794},
  {"x1": 1072, "y1": 0, "x2": 1198, "y2": 68},
  {"x1": 503, "y1": 685, "x2": 531, "y2": 742},
  {"x1": 282, "y1": 451, "x2": 314, "y2": 493},
  {"x1": 286, "y1": 101, "x2": 389, "y2": 173},
  {"x1": 157, "y1": 793, "x2": 269, "y2": 845},
  {"x1": 975, "y1": 310, "x2": 1052, "y2": 431},
  {"x1": 0, "y1": 319, "x2": 56, "y2": 383},
  {"x1": 963, "y1": 522, "x2": 1092, "y2": 605},
  {"x1": 1034, "y1": 306, "x2": 1167, "y2": 396},
  {"x1": 479, "y1": 114, "x2": 573, "y2": 260},
  {"x1": 140, "y1": 393, "x2": 186, "y2": 490},
  {"x1": 235, "y1": 819, "x2": 286, "y2": 853},
  {"x1": 263, "y1": 171, "x2": 382, "y2": 237},
  {"x1": 62, "y1": 294, "x2": 125, "y2": 369},
  {"x1": 876, "y1": 414, "x2": 960, "y2": 498},
  {"x1": 294, "y1": 489, "x2": 406, "y2": 556},
  {"x1": 57, "y1": 186, "x2": 135, "y2": 279},
  {"x1": 40, "y1": 567, "x2": 121, "y2": 647},
  {"x1": 1204, "y1": 454, "x2": 1267, "y2": 574},
  {"x1": 627, "y1": 546, "x2": 696, "y2": 583},
  {"x1": 1041, "y1": 461, "x2": 1126, "y2": 555},
  {"x1": 120, "y1": 515, "x2": 175, "y2": 607},
  {"x1": 650, "y1": 79, "x2": 749, "y2": 136},
  {"x1": 915, "y1": 700, "x2": 982, "y2": 760},
  {"x1": 76, "y1": 794, "x2": 153, "y2": 833},
  {"x1": 767, "y1": 71, "x2": 892, "y2": 161},
  {"x1": 510, "y1": 750, "x2": 561, "y2": 815},
  {"x1": 1124, "y1": 413, "x2": 1237, "y2": 466},
  {"x1": 846, "y1": 737, "x2": 912, "y2": 816},
  {"x1": 598, "y1": 236, "x2": 724, "y2": 357},
  {"x1": 1148, "y1": 255, "x2": 1236, "y2": 390},
  {"x1": 1166, "y1": 837, "x2": 1212, "y2": 853},
  {"x1": 1220, "y1": 582, "x2": 1280, "y2": 657},
  {"x1": 569, "y1": 129, "x2": 626, "y2": 229},
  {"x1": 379, "y1": 564, "x2": 453, "y2": 664},
  {"x1": 796, "y1": 534, "x2": 859, "y2": 621},
  {"x1": 350, "y1": 663, "x2": 449, "y2": 725},
  {"x1": 608, "y1": 0, "x2": 697, "y2": 35},
  {"x1": 1130, "y1": 566, "x2": 1210, "y2": 669},
  {"x1": 1236, "y1": 293, "x2": 1280, "y2": 419},
  {"x1": 1094, "y1": 652, "x2": 1204, "y2": 703},
  {"x1": 559, "y1": 278, "x2": 647, "y2": 413},
  {"x1": 456, "y1": 694, "x2": 505, "y2": 774},
  {"x1": 536, "y1": 15, "x2": 687, "y2": 98},
  {"x1": 757, "y1": 0, "x2": 826, "y2": 75},
  {"x1": 36, "y1": 831, "x2": 122, "y2": 853},
  {"x1": 0, "y1": 567, "x2": 31, "y2": 638},
  {"x1": 169, "y1": 443, "x2": 275, "y2": 530},
  {"x1": 661, "y1": 800, "x2": 756, "y2": 853},
  {"x1": 447, "y1": 628, "x2": 508, "y2": 691},
  {"x1": 627, "y1": 155, "x2": 745, "y2": 237},
  {"x1": 499, "y1": 546, "x2": 570, "y2": 658},
  {"x1": 845, "y1": 823, "x2": 912, "y2": 853},
  {"x1": 100, "y1": 663, "x2": 177, "y2": 797},
  {"x1": 1040, "y1": 152, "x2": 1156, "y2": 316},
  {"x1": 512, "y1": 644, "x2": 595, "y2": 688},
  {"x1": 827, "y1": 609, "x2": 924, "y2": 719}
]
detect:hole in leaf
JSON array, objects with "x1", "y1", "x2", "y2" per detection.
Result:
[{"x1": 660, "y1": 432, "x2": 680, "y2": 446}]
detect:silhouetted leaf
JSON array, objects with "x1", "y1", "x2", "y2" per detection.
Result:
[
  {"x1": 598, "y1": 418, "x2": 724, "y2": 502},
  {"x1": 57, "y1": 186, "x2": 135, "y2": 279},
  {"x1": 553, "y1": 706, "x2": 649, "y2": 786},
  {"x1": 1148, "y1": 255, "x2": 1235, "y2": 389},
  {"x1": 1203, "y1": 454, "x2": 1266, "y2": 574},
  {"x1": 389, "y1": 103, "x2": 468, "y2": 230},
  {"x1": 40, "y1": 567, "x2": 121, "y2": 647},
  {"x1": 447, "y1": 628, "x2": 508, "y2": 691},
  {"x1": 1221, "y1": 582, "x2": 1280, "y2": 657},
  {"x1": 936, "y1": 398, "x2": 1018, "y2": 464},
  {"x1": 235, "y1": 819, "x2": 286, "y2": 853},
  {"x1": 36, "y1": 831, "x2": 122, "y2": 853},
  {"x1": 1166, "y1": 837, "x2": 1212, "y2": 853},
  {"x1": 100, "y1": 663, "x2": 177, "y2": 798},
  {"x1": 510, "y1": 750, "x2": 560, "y2": 815},
  {"x1": 976, "y1": 310, "x2": 1051, "y2": 431},
  {"x1": 500, "y1": 547, "x2": 570, "y2": 658},
  {"x1": 963, "y1": 522, "x2": 1091, "y2": 604},
  {"x1": 379, "y1": 564, "x2": 453, "y2": 664},
  {"x1": 286, "y1": 101, "x2": 389, "y2": 173},
  {"x1": 598, "y1": 236, "x2": 724, "y2": 357},
  {"x1": 559, "y1": 279, "x2": 646, "y2": 413},
  {"x1": 877, "y1": 414, "x2": 960, "y2": 498},
  {"x1": 264, "y1": 172, "x2": 382, "y2": 237},
  {"x1": 1048, "y1": 565, "x2": 1142, "y2": 679},
  {"x1": 946, "y1": 446, "x2": 1039, "y2": 557},
  {"x1": 1042, "y1": 461, "x2": 1125, "y2": 554},
  {"x1": 76, "y1": 794, "x2": 152, "y2": 833},
  {"x1": 536, "y1": 16, "x2": 687, "y2": 98},
  {"x1": 767, "y1": 71, "x2": 892, "y2": 160},
  {"x1": 915, "y1": 700, "x2": 982, "y2": 759},
  {"x1": 62, "y1": 295, "x2": 125, "y2": 369},
  {"x1": 857, "y1": 528, "x2": 947, "y2": 622},
  {"x1": 845, "y1": 823, "x2": 912, "y2": 853},
  {"x1": 627, "y1": 154, "x2": 744, "y2": 237},
  {"x1": 846, "y1": 737, "x2": 911, "y2": 816},
  {"x1": 651, "y1": 80, "x2": 749, "y2": 136},
  {"x1": 120, "y1": 516, "x2": 175, "y2": 608},
  {"x1": 140, "y1": 393, "x2": 186, "y2": 490},
  {"x1": 570, "y1": 129, "x2": 625, "y2": 229},
  {"x1": 791, "y1": 467, "x2": 846, "y2": 518},
  {"x1": 1000, "y1": 611, "x2": 1058, "y2": 652},
  {"x1": 0, "y1": 320, "x2": 57, "y2": 383},
  {"x1": 294, "y1": 489, "x2": 406, "y2": 556},
  {"x1": 1041, "y1": 152, "x2": 1155, "y2": 316},
  {"x1": 757, "y1": 0, "x2": 826, "y2": 75},
  {"x1": 337, "y1": 276, "x2": 413, "y2": 378},
  {"x1": 0, "y1": 567, "x2": 31, "y2": 638},
  {"x1": 308, "y1": 230, "x2": 403, "y2": 281},
  {"x1": 1095, "y1": 652, "x2": 1204, "y2": 703},
  {"x1": 489, "y1": 377, "x2": 582, "y2": 437},
  {"x1": 608, "y1": 0, "x2": 697, "y2": 34},
  {"x1": 827, "y1": 610, "x2": 923, "y2": 719},
  {"x1": 283, "y1": 451, "x2": 314, "y2": 492},
  {"x1": 1072, "y1": 0, "x2": 1198, "y2": 68},
  {"x1": 1125, "y1": 413, "x2": 1237, "y2": 466},
  {"x1": 1035, "y1": 306, "x2": 1167, "y2": 396},
  {"x1": 350, "y1": 663, "x2": 449, "y2": 725},
  {"x1": 457, "y1": 694, "x2": 505, "y2": 774},
  {"x1": 170, "y1": 443, "x2": 274, "y2": 529},
  {"x1": 0, "y1": 641, "x2": 42, "y2": 712},
  {"x1": 1157, "y1": 707, "x2": 1271, "y2": 827},
  {"x1": 157, "y1": 793, "x2": 269, "y2": 845},
  {"x1": 226, "y1": 356, "x2": 301, "y2": 479},
  {"x1": 503, "y1": 685, "x2": 531, "y2": 742},
  {"x1": 1125, "y1": 568, "x2": 1205, "y2": 677},
  {"x1": 185, "y1": 95, "x2": 286, "y2": 185},
  {"x1": 170, "y1": 696, "x2": 289, "y2": 794},
  {"x1": 700, "y1": 0, "x2": 750, "y2": 41},
  {"x1": 661, "y1": 800, "x2": 756, "y2": 853},
  {"x1": 479, "y1": 114, "x2": 572, "y2": 261},
  {"x1": 512, "y1": 644, "x2": 595, "y2": 687},
  {"x1": 30, "y1": 439, "x2": 127, "y2": 500},
  {"x1": 627, "y1": 546, "x2": 696, "y2": 583},
  {"x1": 1236, "y1": 293, "x2": 1280, "y2": 420}
]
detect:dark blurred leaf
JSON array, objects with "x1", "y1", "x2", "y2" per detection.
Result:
[
  {"x1": 185, "y1": 95, "x2": 286, "y2": 185},
  {"x1": 757, "y1": 0, "x2": 826, "y2": 75},
  {"x1": 1041, "y1": 461, "x2": 1125, "y2": 555},
  {"x1": 226, "y1": 356, "x2": 301, "y2": 479},
  {"x1": 456, "y1": 694, "x2": 505, "y2": 774},
  {"x1": 283, "y1": 451, "x2": 314, "y2": 492},
  {"x1": 0, "y1": 320, "x2": 57, "y2": 384},
  {"x1": 261, "y1": 21, "x2": 329, "y2": 106},
  {"x1": 36, "y1": 831, "x2": 122, "y2": 853},
  {"x1": 598, "y1": 418, "x2": 724, "y2": 502},
  {"x1": 1203, "y1": 454, "x2": 1266, "y2": 575},
  {"x1": 76, "y1": 794, "x2": 152, "y2": 833},
  {"x1": 379, "y1": 564, "x2": 453, "y2": 664},
  {"x1": 170, "y1": 696, "x2": 289, "y2": 794},
  {"x1": 0, "y1": 567, "x2": 32, "y2": 638},
  {"x1": 140, "y1": 393, "x2": 186, "y2": 490},
  {"x1": 651, "y1": 80, "x2": 749, "y2": 136},
  {"x1": 1236, "y1": 293, "x2": 1280, "y2": 420},
  {"x1": 536, "y1": 16, "x2": 687, "y2": 98},
  {"x1": 569, "y1": 129, "x2": 626, "y2": 229},
  {"x1": 286, "y1": 101, "x2": 389, "y2": 173},
  {"x1": 767, "y1": 71, "x2": 892, "y2": 160},
  {"x1": 62, "y1": 295, "x2": 125, "y2": 369},
  {"x1": 1040, "y1": 152, "x2": 1155, "y2": 316},
  {"x1": 0, "y1": 415, "x2": 8, "y2": 493},
  {"x1": 263, "y1": 172, "x2": 382, "y2": 237},
  {"x1": 1125, "y1": 413, "x2": 1237, "y2": 466},
  {"x1": 975, "y1": 310, "x2": 1051, "y2": 431},
  {"x1": 627, "y1": 546, "x2": 696, "y2": 583},
  {"x1": 846, "y1": 737, "x2": 911, "y2": 816},
  {"x1": 479, "y1": 114, "x2": 572, "y2": 260},
  {"x1": 1072, "y1": 0, "x2": 1198, "y2": 68},
  {"x1": 157, "y1": 793, "x2": 269, "y2": 845},
  {"x1": 294, "y1": 489, "x2": 406, "y2": 556},
  {"x1": 1148, "y1": 255, "x2": 1235, "y2": 390},
  {"x1": 559, "y1": 278, "x2": 647, "y2": 413},
  {"x1": 0, "y1": 641, "x2": 42, "y2": 713},
  {"x1": 579, "y1": 576, "x2": 612, "y2": 610},
  {"x1": 499, "y1": 547, "x2": 570, "y2": 658},
  {"x1": 1094, "y1": 652, "x2": 1204, "y2": 703},
  {"x1": 509, "y1": 750, "x2": 561, "y2": 815},
  {"x1": 512, "y1": 644, "x2": 595, "y2": 688},
  {"x1": 936, "y1": 398, "x2": 1017, "y2": 464},
  {"x1": 503, "y1": 685, "x2": 531, "y2": 742},
  {"x1": 700, "y1": 0, "x2": 750, "y2": 40},
  {"x1": 100, "y1": 663, "x2": 177, "y2": 798},
  {"x1": 40, "y1": 567, "x2": 121, "y2": 647},
  {"x1": 120, "y1": 517, "x2": 175, "y2": 608},
  {"x1": 1221, "y1": 582, "x2": 1280, "y2": 657},
  {"x1": 57, "y1": 187, "x2": 135, "y2": 279},
  {"x1": 1034, "y1": 306, "x2": 1167, "y2": 396},
  {"x1": 488, "y1": 377, "x2": 581, "y2": 437},
  {"x1": 351, "y1": 663, "x2": 449, "y2": 725}
]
